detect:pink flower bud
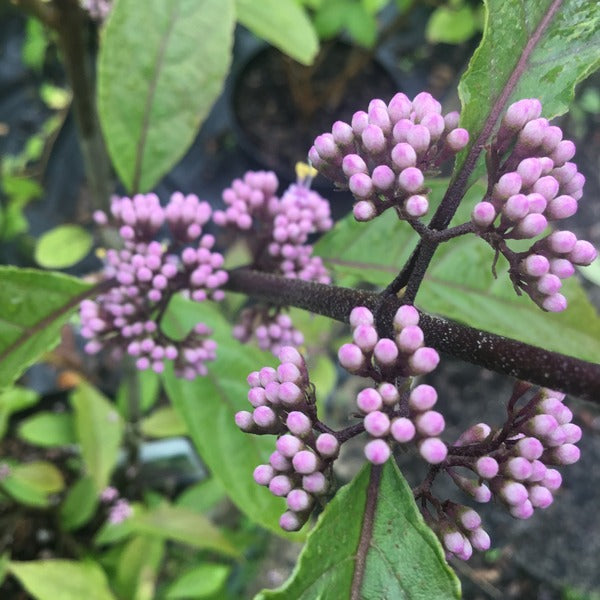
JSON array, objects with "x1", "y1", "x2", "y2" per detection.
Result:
[
  {"x1": 356, "y1": 388, "x2": 383, "y2": 413},
  {"x1": 549, "y1": 258, "x2": 574, "y2": 278},
  {"x1": 415, "y1": 410, "x2": 445, "y2": 437},
  {"x1": 390, "y1": 417, "x2": 416, "y2": 443},
  {"x1": 542, "y1": 293, "x2": 567, "y2": 312},
  {"x1": 368, "y1": 98, "x2": 392, "y2": 132},
  {"x1": 409, "y1": 384, "x2": 438, "y2": 411},
  {"x1": 338, "y1": 343, "x2": 366, "y2": 372},
  {"x1": 391, "y1": 142, "x2": 417, "y2": 169},
  {"x1": 409, "y1": 347, "x2": 440, "y2": 374},
  {"x1": 419, "y1": 438, "x2": 447, "y2": 464},
  {"x1": 521, "y1": 254, "x2": 549, "y2": 277},
  {"x1": 378, "y1": 382, "x2": 400, "y2": 406},
  {"x1": 270, "y1": 451, "x2": 292, "y2": 472},
  {"x1": 499, "y1": 480, "x2": 529, "y2": 506},
  {"x1": 470, "y1": 527, "x2": 491, "y2": 551},
  {"x1": 373, "y1": 338, "x2": 399, "y2": 365},
  {"x1": 503, "y1": 457, "x2": 533, "y2": 481},
  {"x1": 353, "y1": 200, "x2": 377, "y2": 221},
  {"x1": 406, "y1": 124, "x2": 431, "y2": 154},
  {"x1": 546, "y1": 195, "x2": 577, "y2": 220},
  {"x1": 253, "y1": 464, "x2": 275, "y2": 486},
  {"x1": 529, "y1": 485, "x2": 553, "y2": 509},
  {"x1": 561, "y1": 423, "x2": 582, "y2": 444},
  {"x1": 569, "y1": 240, "x2": 597, "y2": 265},
  {"x1": 546, "y1": 229, "x2": 577, "y2": 255},
  {"x1": 515, "y1": 437, "x2": 544, "y2": 460},
  {"x1": 248, "y1": 387, "x2": 267, "y2": 408},
  {"x1": 446, "y1": 128, "x2": 469, "y2": 151},
  {"x1": 286, "y1": 411, "x2": 312, "y2": 437},
  {"x1": 331, "y1": 120, "x2": 354, "y2": 146},
  {"x1": 279, "y1": 511, "x2": 302, "y2": 531},
  {"x1": 396, "y1": 325, "x2": 424, "y2": 353},
  {"x1": 517, "y1": 157, "x2": 543, "y2": 187},
  {"x1": 398, "y1": 167, "x2": 424, "y2": 193},
  {"x1": 287, "y1": 488, "x2": 314, "y2": 512},
  {"x1": 537, "y1": 273, "x2": 562, "y2": 295},
  {"x1": 550, "y1": 140, "x2": 576, "y2": 166},
  {"x1": 544, "y1": 443, "x2": 580, "y2": 465},
  {"x1": 351, "y1": 111, "x2": 369, "y2": 135},
  {"x1": 259, "y1": 367, "x2": 277, "y2": 387},
  {"x1": 269, "y1": 474, "x2": 293, "y2": 496},
  {"x1": 343, "y1": 154, "x2": 368, "y2": 176},
  {"x1": 235, "y1": 411, "x2": 254, "y2": 431},
  {"x1": 276, "y1": 434, "x2": 304, "y2": 458},
  {"x1": 293, "y1": 450, "x2": 320, "y2": 474},
  {"x1": 532, "y1": 175, "x2": 559, "y2": 200},
  {"x1": 372, "y1": 165, "x2": 395, "y2": 191},
  {"x1": 349, "y1": 173, "x2": 373, "y2": 198},
  {"x1": 472, "y1": 202, "x2": 496, "y2": 227},
  {"x1": 362, "y1": 125, "x2": 386, "y2": 153},
  {"x1": 404, "y1": 195, "x2": 429, "y2": 217},
  {"x1": 476, "y1": 456, "x2": 499, "y2": 479},
  {"x1": 364, "y1": 439, "x2": 391, "y2": 464},
  {"x1": 353, "y1": 324, "x2": 379, "y2": 352},
  {"x1": 278, "y1": 382, "x2": 303, "y2": 406},
  {"x1": 303, "y1": 472, "x2": 328, "y2": 494},
  {"x1": 314, "y1": 133, "x2": 339, "y2": 160},
  {"x1": 350, "y1": 306, "x2": 374, "y2": 327},
  {"x1": 512, "y1": 213, "x2": 547, "y2": 238},
  {"x1": 510, "y1": 499, "x2": 534, "y2": 519},
  {"x1": 316, "y1": 433, "x2": 339, "y2": 458},
  {"x1": 388, "y1": 93, "x2": 412, "y2": 121},
  {"x1": 394, "y1": 305, "x2": 420, "y2": 328},
  {"x1": 503, "y1": 194, "x2": 530, "y2": 221},
  {"x1": 494, "y1": 172, "x2": 522, "y2": 199},
  {"x1": 364, "y1": 411, "x2": 391, "y2": 437}
]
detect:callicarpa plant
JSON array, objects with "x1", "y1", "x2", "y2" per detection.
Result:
[{"x1": 2, "y1": 0, "x2": 600, "y2": 598}]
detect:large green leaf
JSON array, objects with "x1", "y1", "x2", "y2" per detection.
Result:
[
  {"x1": 0, "y1": 461, "x2": 65, "y2": 508},
  {"x1": 34, "y1": 225, "x2": 93, "y2": 269},
  {"x1": 114, "y1": 535, "x2": 164, "y2": 600},
  {"x1": 71, "y1": 383, "x2": 124, "y2": 494},
  {"x1": 98, "y1": 0, "x2": 235, "y2": 192},
  {"x1": 162, "y1": 297, "x2": 292, "y2": 536},
  {"x1": 456, "y1": 0, "x2": 600, "y2": 179},
  {"x1": 140, "y1": 406, "x2": 188, "y2": 438},
  {"x1": 18, "y1": 412, "x2": 76, "y2": 447},
  {"x1": 314, "y1": 181, "x2": 600, "y2": 363},
  {"x1": 235, "y1": 0, "x2": 318, "y2": 65},
  {"x1": 257, "y1": 461, "x2": 460, "y2": 599},
  {"x1": 128, "y1": 503, "x2": 239, "y2": 557},
  {"x1": 0, "y1": 268, "x2": 91, "y2": 388},
  {"x1": 8, "y1": 560, "x2": 116, "y2": 600},
  {"x1": 0, "y1": 386, "x2": 39, "y2": 440},
  {"x1": 165, "y1": 563, "x2": 231, "y2": 599},
  {"x1": 60, "y1": 475, "x2": 99, "y2": 531}
]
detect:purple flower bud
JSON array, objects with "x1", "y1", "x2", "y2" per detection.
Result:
[
  {"x1": 476, "y1": 456, "x2": 499, "y2": 479},
  {"x1": 353, "y1": 200, "x2": 377, "y2": 221},
  {"x1": 280, "y1": 511, "x2": 302, "y2": 531},
  {"x1": 353, "y1": 324, "x2": 379, "y2": 352},
  {"x1": 338, "y1": 343, "x2": 366, "y2": 372},
  {"x1": 409, "y1": 347, "x2": 440, "y2": 375},
  {"x1": 278, "y1": 346, "x2": 304, "y2": 368},
  {"x1": 503, "y1": 194, "x2": 530, "y2": 221},
  {"x1": 518, "y1": 118, "x2": 548, "y2": 148},
  {"x1": 316, "y1": 433, "x2": 339, "y2": 458},
  {"x1": 378, "y1": 382, "x2": 400, "y2": 406},
  {"x1": 569, "y1": 240, "x2": 598, "y2": 265},
  {"x1": 503, "y1": 99, "x2": 542, "y2": 130},
  {"x1": 404, "y1": 195, "x2": 429, "y2": 218},
  {"x1": 470, "y1": 527, "x2": 491, "y2": 551},
  {"x1": 523, "y1": 414, "x2": 558, "y2": 437},
  {"x1": 529, "y1": 485, "x2": 553, "y2": 509},
  {"x1": 415, "y1": 410, "x2": 445, "y2": 437},
  {"x1": 349, "y1": 306, "x2": 374, "y2": 327},
  {"x1": 549, "y1": 258, "x2": 574, "y2": 278},
  {"x1": 364, "y1": 411, "x2": 391, "y2": 437},
  {"x1": 517, "y1": 158, "x2": 543, "y2": 187},
  {"x1": 406, "y1": 124, "x2": 431, "y2": 154},
  {"x1": 394, "y1": 305, "x2": 420, "y2": 328},
  {"x1": 270, "y1": 451, "x2": 292, "y2": 471},
  {"x1": 293, "y1": 450, "x2": 320, "y2": 474},
  {"x1": 457, "y1": 507, "x2": 482, "y2": 531},
  {"x1": 390, "y1": 417, "x2": 416, "y2": 442},
  {"x1": 515, "y1": 437, "x2": 544, "y2": 460},
  {"x1": 398, "y1": 167, "x2": 424, "y2": 193},
  {"x1": 443, "y1": 529, "x2": 466, "y2": 555},
  {"x1": 286, "y1": 411, "x2": 312, "y2": 437},
  {"x1": 373, "y1": 338, "x2": 399, "y2": 366},
  {"x1": 303, "y1": 472, "x2": 328, "y2": 494},
  {"x1": 510, "y1": 499, "x2": 534, "y2": 519},
  {"x1": 499, "y1": 480, "x2": 529, "y2": 506},
  {"x1": 287, "y1": 488, "x2": 314, "y2": 512},
  {"x1": 388, "y1": 93, "x2": 412, "y2": 121},
  {"x1": 546, "y1": 195, "x2": 577, "y2": 220},
  {"x1": 542, "y1": 293, "x2": 567, "y2": 312},
  {"x1": 396, "y1": 325, "x2": 424, "y2": 353},
  {"x1": 391, "y1": 143, "x2": 417, "y2": 169},
  {"x1": 521, "y1": 254, "x2": 549, "y2": 277},
  {"x1": 412, "y1": 91, "x2": 441, "y2": 120},
  {"x1": 371, "y1": 165, "x2": 395, "y2": 191},
  {"x1": 343, "y1": 154, "x2": 369, "y2": 176},
  {"x1": 253, "y1": 406, "x2": 278, "y2": 429},
  {"x1": 544, "y1": 443, "x2": 580, "y2": 465},
  {"x1": 540, "y1": 125, "x2": 563, "y2": 153},
  {"x1": 276, "y1": 434, "x2": 304, "y2": 458},
  {"x1": 331, "y1": 120, "x2": 354, "y2": 146},
  {"x1": 269, "y1": 475, "x2": 294, "y2": 496},
  {"x1": 259, "y1": 367, "x2": 277, "y2": 387},
  {"x1": 277, "y1": 362, "x2": 302, "y2": 384},
  {"x1": 537, "y1": 273, "x2": 562, "y2": 295},
  {"x1": 512, "y1": 213, "x2": 547, "y2": 238},
  {"x1": 253, "y1": 464, "x2": 275, "y2": 486},
  {"x1": 362, "y1": 125, "x2": 386, "y2": 153},
  {"x1": 561, "y1": 423, "x2": 582, "y2": 444},
  {"x1": 419, "y1": 438, "x2": 447, "y2": 464},
  {"x1": 532, "y1": 175, "x2": 559, "y2": 200},
  {"x1": 494, "y1": 172, "x2": 522, "y2": 199},
  {"x1": 542, "y1": 468, "x2": 562, "y2": 490},
  {"x1": 409, "y1": 384, "x2": 438, "y2": 411},
  {"x1": 421, "y1": 113, "x2": 445, "y2": 139},
  {"x1": 278, "y1": 382, "x2": 304, "y2": 406},
  {"x1": 349, "y1": 173, "x2": 373, "y2": 198},
  {"x1": 503, "y1": 457, "x2": 533, "y2": 481},
  {"x1": 351, "y1": 110, "x2": 369, "y2": 134},
  {"x1": 562, "y1": 172, "x2": 585, "y2": 195},
  {"x1": 235, "y1": 410, "x2": 254, "y2": 431},
  {"x1": 356, "y1": 388, "x2": 383, "y2": 413},
  {"x1": 314, "y1": 133, "x2": 339, "y2": 160},
  {"x1": 547, "y1": 230, "x2": 577, "y2": 254},
  {"x1": 364, "y1": 439, "x2": 391, "y2": 464},
  {"x1": 248, "y1": 387, "x2": 267, "y2": 407},
  {"x1": 550, "y1": 140, "x2": 576, "y2": 166},
  {"x1": 446, "y1": 128, "x2": 469, "y2": 151},
  {"x1": 472, "y1": 202, "x2": 497, "y2": 227},
  {"x1": 529, "y1": 459, "x2": 547, "y2": 482}
]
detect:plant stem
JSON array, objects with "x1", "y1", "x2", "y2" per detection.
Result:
[{"x1": 224, "y1": 268, "x2": 600, "y2": 402}]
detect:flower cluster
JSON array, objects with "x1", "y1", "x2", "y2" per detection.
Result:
[
  {"x1": 421, "y1": 384, "x2": 581, "y2": 560},
  {"x1": 235, "y1": 347, "x2": 338, "y2": 531},
  {"x1": 472, "y1": 98, "x2": 597, "y2": 311},
  {"x1": 338, "y1": 306, "x2": 446, "y2": 465},
  {"x1": 232, "y1": 307, "x2": 304, "y2": 356},
  {"x1": 309, "y1": 93, "x2": 469, "y2": 222},
  {"x1": 81, "y1": 193, "x2": 227, "y2": 377},
  {"x1": 82, "y1": 0, "x2": 112, "y2": 21},
  {"x1": 215, "y1": 169, "x2": 332, "y2": 354},
  {"x1": 100, "y1": 486, "x2": 133, "y2": 525}
]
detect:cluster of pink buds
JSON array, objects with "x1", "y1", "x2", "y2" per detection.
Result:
[
  {"x1": 235, "y1": 347, "x2": 338, "y2": 531},
  {"x1": 100, "y1": 486, "x2": 133, "y2": 525},
  {"x1": 309, "y1": 92, "x2": 469, "y2": 222},
  {"x1": 471, "y1": 98, "x2": 597, "y2": 311},
  {"x1": 339, "y1": 306, "x2": 446, "y2": 466},
  {"x1": 420, "y1": 384, "x2": 581, "y2": 560},
  {"x1": 232, "y1": 307, "x2": 304, "y2": 356},
  {"x1": 82, "y1": 0, "x2": 112, "y2": 21},
  {"x1": 82, "y1": 193, "x2": 227, "y2": 377},
  {"x1": 215, "y1": 169, "x2": 332, "y2": 355}
]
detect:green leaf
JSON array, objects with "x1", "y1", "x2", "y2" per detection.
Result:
[
  {"x1": 345, "y1": 3, "x2": 377, "y2": 48},
  {"x1": 315, "y1": 181, "x2": 600, "y2": 362},
  {"x1": 579, "y1": 261, "x2": 600, "y2": 287},
  {"x1": 0, "y1": 553, "x2": 9, "y2": 589},
  {"x1": 39, "y1": 84, "x2": 72, "y2": 110},
  {"x1": 1, "y1": 461, "x2": 65, "y2": 507},
  {"x1": 162, "y1": 297, "x2": 294, "y2": 537},
  {"x1": 60, "y1": 476, "x2": 99, "y2": 531},
  {"x1": 114, "y1": 536, "x2": 164, "y2": 600},
  {"x1": 0, "y1": 268, "x2": 91, "y2": 388},
  {"x1": 235, "y1": 0, "x2": 318, "y2": 65},
  {"x1": 34, "y1": 225, "x2": 92, "y2": 269},
  {"x1": 456, "y1": 0, "x2": 600, "y2": 179},
  {"x1": 128, "y1": 503, "x2": 239, "y2": 557},
  {"x1": 22, "y1": 18, "x2": 48, "y2": 72},
  {"x1": 116, "y1": 369, "x2": 161, "y2": 419},
  {"x1": 176, "y1": 477, "x2": 226, "y2": 513},
  {"x1": 313, "y1": 0, "x2": 347, "y2": 40},
  {"x1": 257, "y1": 461, "x2": 460, "y2": 599},
  {"x1": 140, "y1": 405, "x2": 188, "y2": 438},
  {"x1": 98, "y1": 0, "x2": 235, "y2": 193},
  {"x1": 9, "y1": 559, "x2": 116, "y2": 600},
  {"x1": 18, "y1": 412, "x2": 76, "y2": 447},
  {"x1": 0, "y1": 386, "x2": 39, "y2": 440},
  {"x1": 165, "y1": 563, "x2": 231, "y2": 599},
  {"x1": 426, "y1": 5, "x2": 479, "y2": 44},
  {"x1": 71, "y1": 383, "x2": 124, "y2": 494}
]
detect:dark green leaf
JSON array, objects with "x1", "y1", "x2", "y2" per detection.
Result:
[
  {"x1": 162, "y1": 297, "x2": 295, "y2": 536},
  {"x1": 0, "y1": 268, "x2": 91, "y2": 388},
  {"x1": 18, "y1": 412, "x2": 76, "y2": 447},
  {"x1": 235, "y1": 0, "x2": 318, "y2": 65},
  {"x1": 34, "y1": 225, "x2": 92, "y2": 269},
  {"x1": 98, "y1": 0, "x2": 235, "y2": 192},
  {"x1": 140, "y1": 406, "x2": 188, "y2": 438},
  {"x1": 257, "y1": 461, "x2": 460, "y2": 599},
  {"x1": 22, "y1": 18, "x2": 48, "y2": 72},
  {"x1": 8, "y1": 560, "x2": 116, "y2": 600},
  {"x1": 60, "y1": 476, "x2": 99, "y2": 531},
  {"x1": 0, "y1": 386, "x2": 39, "y2": 440},
  {"x1": 345, "y1": 3, "x2": 377, "y2": 48},
  {"x1": 165, "y1": 563, "x2": 231, "y2": 599},
  {"x1": 456, "y1": 0, "x2": 600, "y2": 179},
  {"x1": 71, "y1": 383, "x2": 124, "y2": 494},
  {"x1": 114, "y1": 535, "x2": 164, "y2": 600}
]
